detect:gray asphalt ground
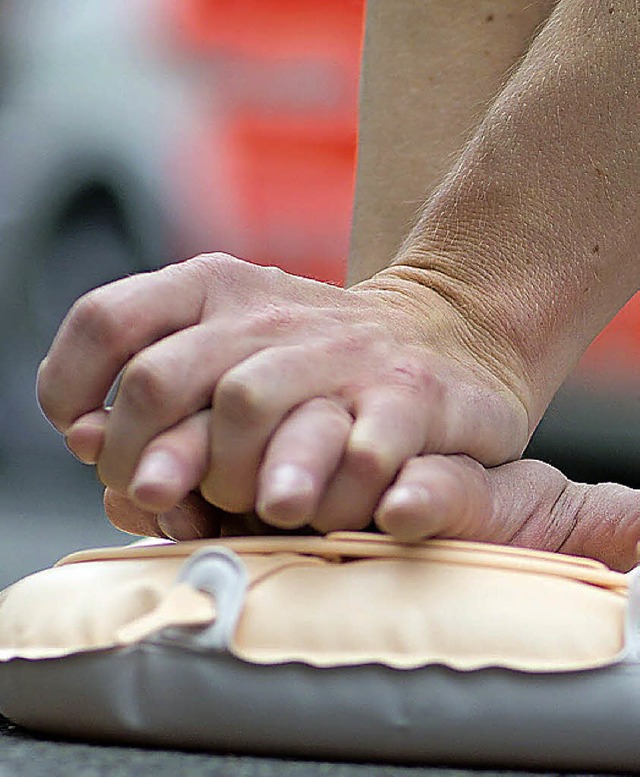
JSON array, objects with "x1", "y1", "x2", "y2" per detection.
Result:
[{"x1": 1, "y1": 713, "x2": 592, "y2": 777}]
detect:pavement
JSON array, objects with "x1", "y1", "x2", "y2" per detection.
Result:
[{"x1": 2, "y1": 713, "x2": 584, "y2": 777}]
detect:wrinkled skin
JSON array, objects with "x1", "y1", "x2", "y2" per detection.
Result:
[
  {"x1": 37, "y1": 253, "x2": 640, "y2": 572},
  {"x1": 38, "y1": 253, "x2": 528, "y2": 535}
]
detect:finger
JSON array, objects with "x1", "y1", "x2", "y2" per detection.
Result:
[
  {"x1": 218, "y1": 512, "x2": 320, "y2": 538},
  {"x1": 127, "y1": 410, "x2": 211, "y2": 513},
  {"x1": 255, "y1": 397, "x2": 352, "y2": 528},
  {"x1": 373, "y1": 348, "x2": 529, "y2": 466},
  {"x1": 374, "y1": 454, "x2": 492, "y2": 542},
  {"x1": 104, "y1": 488, "x2": 162, "y2": 537},
  {"x1": 314, "y1": 388, "x2": 433, "y2": 531},
  {"x1": 559, "y1": 481, "x2": 640, "y2": 572},
  {"x1": 436, "y1": 371, "x2": 529, "y2": 465},
  {"x1": 304, "y1": 387, "x2": 431, "y2": 533},
  {"x1": 350, "y1": 387, "x2": 432, "y2": 459},
  {"x1": 376, "y1": 456, "x2": 640, "y2": 572},
  {"x1": 104, "y1": 488, "x2": 224, "y2": 540},
  {"x1": 96, "y1": 321, "x2": 265, "y2": 492},
  {"x1": 65, "y1": 408, "x2": 109, "y2": 464},
  {"x1": 104, "y1": 487, "x2": 311, "y2": 541},
  {"x1": 37, "y1": 258, "x2": 214, "y2": 433},
  {"x1": 201, "y1": 342, "x2": 340, "y2": 512}
]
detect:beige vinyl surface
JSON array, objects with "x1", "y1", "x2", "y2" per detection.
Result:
[{"x1": 0, "y1": 534, "x2": 628, "y2": 672}]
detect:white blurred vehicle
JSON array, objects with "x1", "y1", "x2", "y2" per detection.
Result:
[
  {"x1": 0, "y1": 0, "x2": 360, "y2": 460},
  {"x1": 0, "y1": 0, "x2": 202, "y2": 337},
  {"x1": 0, "y1": 0, "x2": 194, "y2": 460},
  {"x1": 0, "y1": 0, "x2": 359, "y2": 330}
]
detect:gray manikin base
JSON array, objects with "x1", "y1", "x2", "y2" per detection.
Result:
[
  {"x1": 2, "y1": 646, "x2": 640, "y2": 770},
  {"x1": 1, "y1": 544, "x2": 639, "y2": 770}
]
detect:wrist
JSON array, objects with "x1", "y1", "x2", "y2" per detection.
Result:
[{"x1": 350, "y1": 265, "x2": 538, "y2": 435}]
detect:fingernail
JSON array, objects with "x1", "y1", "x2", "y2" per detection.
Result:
[
  {"x1": 377, "y1": 485, "x2": 422, "y2": 513},
  {"x1": 65, "y1": 424, "x2": 105, "y2": 464},
  {"x1": 376, "y1": 485, "x2": 440, "y2": 542},
  {"x1": 268, "y1": 465, "x2": 314, "y2": 498},
  {"x1": 130, "y1": 451, "x2": 181, "y2": 496},
  {"x1": 258, "y1": 465, "x2": 314, "y2": 525}
]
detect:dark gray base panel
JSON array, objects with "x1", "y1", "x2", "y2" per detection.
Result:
[{"x1": 0, "y1": 646, "x2": 638, "y2": 771}]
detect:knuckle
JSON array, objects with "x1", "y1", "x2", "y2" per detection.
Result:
[
  {"x1": 188, "y1": 251, "x2": 240, "y2": 272},
  {"x1": 388, "y1": 357, "x2": 442, "y2": 400},
  {"x1": 552, "y1": 481, "x2": 587, "y2": 539},
  {"x1": 67, "y1": 286, "x2": 131, "y2": 357},
  {"x1": 166, "y1": 252, "x2": 243, "y2": 291},
  {"x1": 307, "y1": 397, "x2": 352, "y2": 431},
  {"x1": 333, "y1": 323, "x2": 382, "y2": 355},
  {"x1": 346, "y1": 440, "x2": 396, "y2": 483},
  {"x1": 196, "y1": 252, "x2": 262, "y2": 286},
  {"x1": 194, "y1": 251, "x2": 240, "y2": 276},
  {"x1": 119, "y1": 356, "x2": 174, "y2": 419},
  {"x1": 244, "y1": 303, "x2": 294, "y2": 336},
  {"x1": 214, "y1": 372, "x2": 269, "y2": 428}
]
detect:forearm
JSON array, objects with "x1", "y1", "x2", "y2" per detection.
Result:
[
  {"x1": 348, "y1": 0, "x2": 557, "y2": 285},
  {"x1": 360, "y1": 0, "x2": 639, "y2": 430}
]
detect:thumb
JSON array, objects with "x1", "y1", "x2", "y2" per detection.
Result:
[
  {"x1": 487, "y1": 460, "x2": 640, "y2": 572},
  {"x1": 375, "y1": 454, "x2": 640, "y2": 572},
  {"x1": 103, "y1": 488, "x2": 223, "y2": 540}
]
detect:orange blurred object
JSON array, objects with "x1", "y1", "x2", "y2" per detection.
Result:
[
  {"x1": 170, "y1": 0, "x2": 364, "y2": 285},
  {"x1": 174, "y1": 0, "x2": 363, "y2": 62},
  {"x1": 577, "y1": 294, "x2": 640, "y2": 391}
]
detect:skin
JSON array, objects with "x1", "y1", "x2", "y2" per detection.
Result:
[
  {"x1": 37, "y1": 0, "x2": 639, "y2": 568},
  {"x1": 40, "y1": 255, "x2": 528, "y2": 533},
  {"x1": 349, "y1": 0, "x2": 557, "y2": 283},
  {"x1": 383, "y1": 0, "x2": 639, "y2": 428},
  {"x1": 103, "y1": 457, "x2": 640, "y2": 573}
]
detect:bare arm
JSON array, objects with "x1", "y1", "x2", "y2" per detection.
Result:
[
  {"x1": 354, "y1": 0, "x2": 639, "y2": 432},
  {"x1": 349, "y1": 0, "x2": 557, "y2": 284}
]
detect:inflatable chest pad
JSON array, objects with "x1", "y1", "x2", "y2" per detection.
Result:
[
  {"x1": 0, "y1": 532, "x2": 631, "y2": 671},
  {"x1": 4, "y1": 534, "x2": 640, "y2": 770}
]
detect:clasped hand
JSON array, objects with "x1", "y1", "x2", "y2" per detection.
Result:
[
  {"x1": 38, "y1": 253, "x2": 528, "y2": 538},
  {"x1": 37, "y1": 254, "x2": 640, "y2": 571}
]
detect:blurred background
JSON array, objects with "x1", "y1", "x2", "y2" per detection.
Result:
[{"x1": 0, "y1": 0, "x2": 637, "y2": 588}]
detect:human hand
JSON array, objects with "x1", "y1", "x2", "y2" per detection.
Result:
[
  {"x1": 37, "y1": 253, "x2": 531, "y2": 532},
  {"x1": 104, "y1": 455, "x2": 640, "y2": 573}
]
